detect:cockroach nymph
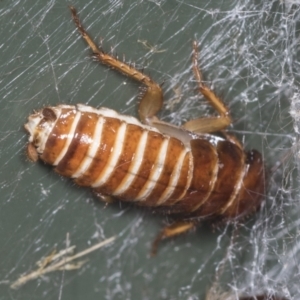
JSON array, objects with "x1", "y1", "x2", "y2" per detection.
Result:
[{"x1": 25, "y1": 6, "x2": 265, "y2": 254}]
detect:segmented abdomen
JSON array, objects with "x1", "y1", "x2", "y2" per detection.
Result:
[
  {"x1": 39, "y1": 104, "x2": 193, "y2": 206},
  {"x1": 26, "y1": 104, "x2": 264, "y2": 219}
]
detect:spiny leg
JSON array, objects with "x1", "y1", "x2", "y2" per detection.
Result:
[
  {"x1": 69, "y1": 6, "x2": 163, "y2": 123},
  {"x1": 183, "y1": 41, "x2": 232, "y2": 133},
  {"x1": 151, "y1": 221, "x2": 196, "y2": 256}
]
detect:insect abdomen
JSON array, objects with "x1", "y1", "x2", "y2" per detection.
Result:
[
  {"x1": 162, "y1": 138, "x2": 264, "y2": 218},
  {"x1": 35, "y1": 104, "x2": 193, "y2": 205},
  {"x1": 25, "y1": 103, "x2": 264, "y2": 218}
]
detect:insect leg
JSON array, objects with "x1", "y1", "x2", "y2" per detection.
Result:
[
  {"x1": 69, "y1": 6, "x2": 163, "y2": 123},
  {"x1": 182, "y1": 41, "x2": 232, "y2": 133},
  {"x1": 151, "y1": 221, "x2": 196, "y2": 256},
  {"x1": 221, "y1": 131, "x2": 244, "y2": 150}
]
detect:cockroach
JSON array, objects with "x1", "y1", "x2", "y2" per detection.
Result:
[{"x1": 24, "y1": 7, "x2": 265, "y2": 254}]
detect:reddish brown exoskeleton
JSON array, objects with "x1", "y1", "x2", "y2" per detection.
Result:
[{"x1": 24, "y1": 7, "x2": 265, "y2": 254}]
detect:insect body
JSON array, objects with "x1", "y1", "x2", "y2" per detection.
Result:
[
  {"x1": 25, "y1": 7, "x2": 265, "y2": 252},
  {"x1": 25, "y1": 104, "x2": 192, "y2": 205},
  {"x1": 25, "y1": 103, "x2": 264, "y2": 217}
]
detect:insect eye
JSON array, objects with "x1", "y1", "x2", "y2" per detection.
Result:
[{"x1": 42, "y1": 108, "x2": 57, "y2": 122}]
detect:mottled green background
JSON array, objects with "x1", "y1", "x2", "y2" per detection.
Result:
[{"x1": 0, "y1": 0, "x2": 297, "y2": 299}]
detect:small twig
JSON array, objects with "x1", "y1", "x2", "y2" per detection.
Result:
[
  {"x1": 137, "y1": 39, "x2": 167, "y2": 53},
  {"x1": 36, "y1": 246, "x2": 76, "y2": 268},
  {"x1": 10, "y1": 236, "x2": 115, "y2": 289}
]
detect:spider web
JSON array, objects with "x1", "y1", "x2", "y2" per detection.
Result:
[{"x1": 0, "y1": 0, "x2": 298, "y2": 299}]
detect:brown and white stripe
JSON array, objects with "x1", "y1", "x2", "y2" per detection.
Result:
[
  {"x1": 25, "y1": 103, "x2": 265, "y2": 218},
  {"x1": 26, "y1": 104, "x2": 193, "y2": 207}
]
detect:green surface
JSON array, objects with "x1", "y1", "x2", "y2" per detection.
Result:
[{"x1": 0, "y1": 0, "x2": 296, "y2": 299}]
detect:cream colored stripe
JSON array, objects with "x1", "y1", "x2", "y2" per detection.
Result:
[
  {"x1": 72, "y1": 116, "x2": 104, "y2": 178},
  {"x1": 190, "y1": 148, "x2": 219, "y2": 211},
  {"x1": 92, "y1": 122, "x2": 127, "y2": 187},
  {"x1": 39, "y1": 108, "x2": 62, "y2": 154},
  {"x1": 156, "y1": 148, "x2": 188, "y2": 205},
  {"x1": 220, "y1": 162, "x2": 248, "y2": 214},
  {"x1": 173, "y1": 151, "x2": 194, "y2": 202},
  {"x1": 76, "y1": 104, "x2": 159, "y2": 133},
  {"x1": 114, "y1": 130, "x2": 148, "y2": 195},
  {"x1": 134, "y1": 138, "x2": 169, "y2": 201},
  {"x1": 53, "y1": 111, "x2": 81, "y2": 166}
]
